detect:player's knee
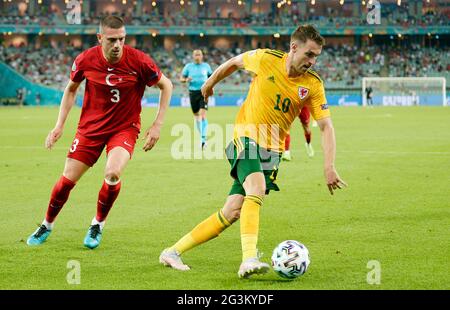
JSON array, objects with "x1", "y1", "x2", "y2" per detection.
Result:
[
  {"x1": 244, "y1": 178, "x2": 266, "y2": 197},
  {"x1": 257, "y1": 187, "x2": 266, "y2": 197},
  {"x1": 105, "y1": 169, "x2": 121, "y2": 182},
  {"x1": 62, "y1": 165, "x2": 84, "y2": 183},
  {"x1": 222, "y1": 206, "x2": 241, "y2": 223},
  {"x1": 247, "y1": 186, "x2": 266, "y2": 197},
  {"x1": 229, "y1": 210, "x2": 240, "y2": 223},
  {"x1": 222, "y1": 195, "x2": 244, "y2": 223},
  {"x1": 62, "y1": 171, "x2": 79, "y2": 183}
]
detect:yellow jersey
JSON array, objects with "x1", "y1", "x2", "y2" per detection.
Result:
[{"x1": 234, "y1": 48, "x2": 330, "y2": 152}]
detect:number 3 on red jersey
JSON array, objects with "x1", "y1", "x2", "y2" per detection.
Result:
[
  {"x1": 70, "y1": 138, "x2": 80, "y2": 153},
  {"x1": 110, "y1": 89, "x2": 120, "y2": 103}
]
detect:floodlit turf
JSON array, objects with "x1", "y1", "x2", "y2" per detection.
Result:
[{"x1": 0, "y1": 106, "x2": 449, "y2": 290}]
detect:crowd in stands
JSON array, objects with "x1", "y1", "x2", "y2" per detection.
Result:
[
  {"x1": 1, "y1": 2, "x2": 448, "y2": 27},
  {"x1": 0, "y1": 43, "x2": 81, "y2": 87},
  {"x1": 1, "y1": 40, "x2": 448, "y2": 93},
  {"x1": 313, "y1": 44, "x2": 385, "y2": 87},
  {"x1": 387, "y1": 43, "x2": 447, "y2": 78}
]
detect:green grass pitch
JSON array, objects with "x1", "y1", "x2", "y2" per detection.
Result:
[{"x1": 0, "y1": 106, "x2": 449, "y2": 290}]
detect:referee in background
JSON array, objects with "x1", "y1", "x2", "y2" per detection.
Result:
[{"x1": 181, "y1": 49, "x2": 212, "y2": 149}]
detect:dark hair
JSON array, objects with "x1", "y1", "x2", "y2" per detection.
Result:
[
  {"x1": 291, "y1": 24, "x2": 325, "y2": 46},
  {"x1": 100, "y1": 16, "x2": 125, "y2": 31}
]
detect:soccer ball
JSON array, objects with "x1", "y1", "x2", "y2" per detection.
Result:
[{"x1": 271, "y1": 240, "x2": 310, "y2": 279}]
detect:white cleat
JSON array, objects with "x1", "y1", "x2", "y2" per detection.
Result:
[
  {"x1": 282, "y1": 150, "x2": 292, "y2": 161},
  {"x1": 238, "y1": 258, "x2": 270, "y2": 279},
  {"x1": 159, "y1": 248, "x2": 191, "y2": 271},
  {"x1": 305, "y1": 142, "x2": 314, "y2": 158}
]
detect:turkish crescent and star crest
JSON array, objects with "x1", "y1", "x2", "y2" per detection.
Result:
[{"x1": 106, "y1": 74, "x2": 123, "y2": 86}]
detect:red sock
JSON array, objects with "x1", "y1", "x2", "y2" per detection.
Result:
[
  {"x1": 285, "y1": 134, "x2": 291, "y2": 151},
  {"x1": 45, "y1": 176, "x2": 76, "y2": 223},
  {"x1": 305, "y1": 132, "x2": 311, "y2": 144},
  {"x1": 96, "y1": 180, "x2": 121, "y2": 222}
]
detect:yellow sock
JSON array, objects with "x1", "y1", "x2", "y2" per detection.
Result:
[
  {"x1": 240, "y1": 194, "x2": 263, "y2": 261},
  {"x1": 171, "y1": 210, "x2": 231, "y2": 254}
]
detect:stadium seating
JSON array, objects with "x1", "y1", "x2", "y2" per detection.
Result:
[
  {"x1": 0, "y1": 0, "x2": 448, "y2": 100},
  {"x1": 1, "y1": 42, "x2": 448, "y2": 94}
]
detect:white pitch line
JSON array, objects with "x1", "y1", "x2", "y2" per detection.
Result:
[
  {"x1": 339, "y1": 150, "x2": 450, "y2": 155},
  {"x1": 0, "y1": 145, "x2": 449, "y2": 155},
  {"x1": 0, "y1": 145, "x2": 172, "y2": 151},
  {"x1": 0, "y1": 146, "x2": 66, "y2": 150}
]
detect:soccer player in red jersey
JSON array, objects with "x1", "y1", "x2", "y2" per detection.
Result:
[
  {"x1": 282, "y1": 106, "x2": 315, "y2": 161},
  {"x1": 26, "y1": 16, "x2": 173, "y2": 249}
]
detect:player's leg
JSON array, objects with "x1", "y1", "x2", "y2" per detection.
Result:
[
  {"x1": 194, "y1": 112, "x2": 202, "y2": 139},
  {"x1": 189, "y1": 91, "x2": 203, "y2": 146},
  {"x1": 301, "y1": 122, "x2": 314, "y2": 158},
  {"x1": 83, "y1": 128, "x2": 137, "y2": 249},
  {"x1": 237, "y1": 144, "x2": 282, "y2": 278},
  {"x1": 198, "y1": 92, "x2": 209, "y2": 148},
  {"x1": 27, "y1": 159, "x2": 89, "y2": 246},
  {"x1": 160, "y1": 193, "x2": 244, "y2": 271},
  {"x1": 221, "y1": 192, "x2": 244, "y2": 224},
  {"x1": 282, "y1": 132, "x2": 292, "y2": 161},
  {"x1": 229, "y1": 137, "x2": 271, "y2": 278},
  {"x1": 237, "y1": 169, "x2": 270, "y2": 278},
  {"x1": 27, "y1": 135, "x2": 96, "y2": 246},
  {"x1": 199, "y1": 107, "x2": 208, "y2": 149},
  {"x1": 83, "y1": 146, "x2": 129, "y2": 249},
  {"x1": 300, "y1": 108, "x2": 314, "y2": 158},
  {"x1": 170, "y1": 192, "x2": 243, "y2": 256}
]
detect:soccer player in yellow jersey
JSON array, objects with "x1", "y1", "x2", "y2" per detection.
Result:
[{"x1": 160, "y1": 25, "x2": 347, "y2": 278}]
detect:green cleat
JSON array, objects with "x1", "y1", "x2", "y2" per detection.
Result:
[
  {"x1": 27, "y1": 224, "x2": 52, "y2": 246},
  {"x1": 83, "y1": 224, "x2": 102, "y2": 249}
]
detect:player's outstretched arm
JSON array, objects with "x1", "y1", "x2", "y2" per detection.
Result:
[
  {"x1": 201, "y1": 53, "x2": 244, "y2": 103},
  {"x1": 45, "y1": 80, "x2": 80, "y2": 150},
  {"x1": 143, "y1": 73, "x2": 173, "y2": 152},
  {"x1": 317, "y1": 117, "x2": 347, "y2": 195}
]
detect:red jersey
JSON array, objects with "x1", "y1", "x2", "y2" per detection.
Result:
[{"x1": 70, "y1": 45, "x2": 162, "y2": 137}]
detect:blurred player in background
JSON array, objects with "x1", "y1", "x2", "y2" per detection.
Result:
[
  {"x1": 160, "y1": 25, "x2": 346, "y2": 278},
  {"x1": 26, "y1": 16, "x2": 172, "y2": 249},
  {"x1": 282, "y1": 106, "x2": 314, "y2": 161},
  {"x1": 180, "y1": 49, "x2": 212, "y2": 149},
  {"x1": 365, "y1": 85, "x2": 373, "y2": 106}
]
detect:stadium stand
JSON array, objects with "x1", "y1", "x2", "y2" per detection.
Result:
[{"x1": 1, "y1": 0, "x2": 448, "y2": 105}]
